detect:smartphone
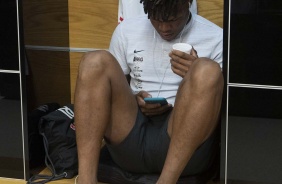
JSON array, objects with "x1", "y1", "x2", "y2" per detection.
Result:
[{"x1": 144, "y1": 97, "x2": 168, "y2": 105}]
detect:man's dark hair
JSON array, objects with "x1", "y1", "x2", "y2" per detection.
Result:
[{"x1": 140, "y1": 0, "x2": 192, "y2": 21}]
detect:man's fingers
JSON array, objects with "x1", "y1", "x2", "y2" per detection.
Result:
[
  {"x1": 137, "y1": 90, "x2": 151, "y2": 98},
  {"x1": 170, "y1": 58, "x2": 192, "y2": 68},
  {"x1": 170, "y1": 50, "x2": 190, "y2": 60},
  {"x1": 190, "y1": 47, "x2": 198, "y2": 58},
  {"x1": 170, "y1": 58, "x2": 190, "y2": 77},
  {"x1": 171, "y1": 66, "x2": 186, "y2": 78}
]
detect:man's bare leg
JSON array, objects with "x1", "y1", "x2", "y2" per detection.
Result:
[
  {"x1": 74, "y1": 50, "x2": 138, "y2": 184},
  {"x1": 158, "y1": 58, "x2": 224, "y2": 184}
]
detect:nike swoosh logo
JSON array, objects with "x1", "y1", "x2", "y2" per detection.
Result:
[{"x1": 134, "y1": 50, "x2": 144, "y2": 53}]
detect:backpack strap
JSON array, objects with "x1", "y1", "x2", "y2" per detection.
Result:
[{"x1": 27, "y1": 133, "x2": 67, "y2": 184}]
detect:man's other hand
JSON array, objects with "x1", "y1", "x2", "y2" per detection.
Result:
[{"x1": 169, "y1": 47, "x2": 198, "y2": 78}]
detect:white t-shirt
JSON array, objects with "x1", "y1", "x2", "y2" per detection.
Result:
[
  {"x1": 118, "y1": 0, "x2": 198, "y2": 23},
  {"x1": 109, "y1": 14, "x2": 223, "y2": 105}
]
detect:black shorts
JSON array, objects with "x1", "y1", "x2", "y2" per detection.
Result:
[{"x1": 106, "y1": 108, "x2": 217, "y2": 176}]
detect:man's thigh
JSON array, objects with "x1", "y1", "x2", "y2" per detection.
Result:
[{"x1": 92, "y1": 51, "x2": 139, "y2": 145}]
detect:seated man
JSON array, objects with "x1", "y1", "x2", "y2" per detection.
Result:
[{"x1": 74, "y1": 0, "x2": 224, "y2": 183}]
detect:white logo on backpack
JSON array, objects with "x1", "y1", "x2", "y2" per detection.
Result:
[{"x1": 57, "y1": 106, "x2": 74, "y2": 119}]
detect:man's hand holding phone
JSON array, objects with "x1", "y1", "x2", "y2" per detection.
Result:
[{"x1": 135, "y1": 91, "x2": 172, "y2": 116}]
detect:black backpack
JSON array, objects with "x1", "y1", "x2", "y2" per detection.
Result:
[
  {"x1": 28, "y1": 103, "x2": 61, "y2": 169},
  {"x1": 27, "y1": 104, "x2": 78, "y2": 184}
]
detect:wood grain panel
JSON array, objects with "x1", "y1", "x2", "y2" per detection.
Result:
[
  {"x1": 26, "y1": 50, "x2": 71, "y2": 109},
  {"x1": 70, "y1": 52, "x2": 84, "y2": 103},
  {"x1": 197, "y1": 0, "x2": 223, "y2": 28},
  {"x1": 22, "y1": 0, "x2": 69, "y2": 47},
  {"x1": 69, "y1": 0, "x2": 118, "y2": 49},
  {"x1": 0, "y1": 178, "x2": 26, "y2": 184}
]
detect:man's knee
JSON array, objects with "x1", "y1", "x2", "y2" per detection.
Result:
[
  {"x1": 78, "y1": 50, "x2": 116, "y2": 78},
  {"x1": 80, "y1": 50, "x2": 114, "y2": 69},
  {"x1": 188, "y1": 57, "x2": 223, "y2": 88}
]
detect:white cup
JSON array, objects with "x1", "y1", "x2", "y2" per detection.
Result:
[{"x1": 172, "y1": 43, "x2": 192, "y2": 54}]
